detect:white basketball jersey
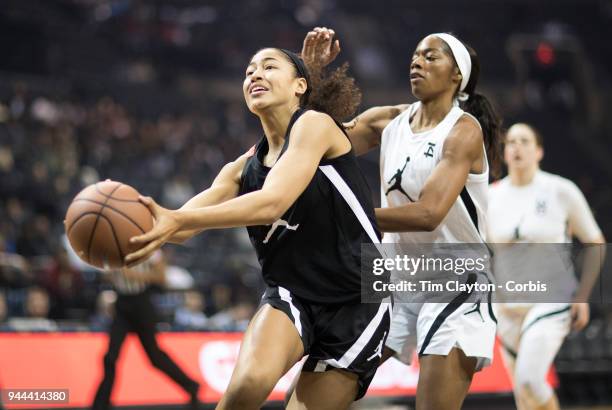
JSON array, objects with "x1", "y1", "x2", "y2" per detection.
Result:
[
  {"x1": 488, "y1": 170, "x2": 601, "y2": 243},
  {"x1": 488, "y1": 170, "x2": 602, "y2": 303},
  {"x1": 380, "y1": 102, "x2": 489, "y2": 244}
]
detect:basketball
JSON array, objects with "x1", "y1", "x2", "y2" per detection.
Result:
[{"x1": 64, "y1": 180, "x2": 154, "y2": 269}]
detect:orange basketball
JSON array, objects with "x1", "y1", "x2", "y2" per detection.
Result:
[{"x1": 64, "y1": 180, "x2": 153, "y2": 269}]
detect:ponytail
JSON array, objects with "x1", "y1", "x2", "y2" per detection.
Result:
[
  {"x1": 460, "y1": 93, "x2": 502, "y2": 178},
  {"x1": 440, "y1": 38, "x2": 503, "y2": 178}
]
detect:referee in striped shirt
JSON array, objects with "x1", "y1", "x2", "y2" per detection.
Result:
[{"x1": 92, "y1": 250, "x2": 200, "y2": 410}]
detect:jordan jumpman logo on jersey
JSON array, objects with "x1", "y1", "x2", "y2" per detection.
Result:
[
  {"x1": 464, "y1": 300, "x2": 485, "y2": 322},
  {"x1": 385, "y1": 156, "x2": 414, "y2": 201},
  {"x1": 263, "y1": 219, "x2": 300, "y2": 244},
  {"x1": 367, "y1": 331, "x2": 387, "y2": 361}
]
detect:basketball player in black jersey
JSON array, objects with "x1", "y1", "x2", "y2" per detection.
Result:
[{"x1": 125, "y1": 48, "x2": 391, "y2": 409}]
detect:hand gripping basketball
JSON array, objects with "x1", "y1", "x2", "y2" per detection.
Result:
[
  {"x1": 64, "y1": 180, "x2": 154, "y2": 269},
  {"x1": 125, "y1": 196, "x2": 181, "y2": 267}
]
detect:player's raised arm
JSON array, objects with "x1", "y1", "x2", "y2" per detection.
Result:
[
  {"x1": 301, "y1": 27, "x2": 407, "y2": 155},
  {"x1": 343, "y1": 104, "x2": 409, "y2": 155}
]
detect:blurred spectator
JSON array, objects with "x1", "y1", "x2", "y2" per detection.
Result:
[
  {"x1": 7, "y1": 287, "x2": 58, "y2": 331},
  {"x1": 210, "y1": 283, "x2": 232, "y2": 313},
  {"x1": 0, "y1": 235, "x2": 32, "y2": 288},
  {"x1": 16, "y1": 215, "x2": 54, "y2": 257},
  {"x1": 41, "y1": 246, "x2": 85, "y2": 318},
  {"x1": 164, "y1": 263, "x2": 195, "y2": 290},
  {"x1": 9, "y1": 83, "x2": 28, "y2": 120},
  {"x1": 26, "y1": 287, "x2": 52, "y2": 318},
  {"x1": 90, "y1": 290, "x2": 117, "y2": 331},
  {"x1": 174, "y1": 290, "x2": 208, "y2": 330},
  {"x1": 208, "y1": 302, "x2": 255, "y2": 332},
  {"x1": 162, "y1": 175, "x2": 195, "y2": 209}
]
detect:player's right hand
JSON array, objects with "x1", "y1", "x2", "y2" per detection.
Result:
[
  {"x1": 301, "y1": 27, "x2": 341, "y2": 70},
  {"x1": 570, "y1": 302, "x2": 590, "y2": 332},
  {"x1": 125, "y1": 196, "x2": 179, "y2": 268}
]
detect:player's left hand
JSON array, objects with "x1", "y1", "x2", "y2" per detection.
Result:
[
  {"x1": 570, "y1": 302, "x2": 590, "y2": 331},
  {"x1": 301, "y1": 27, "x2": 340, "y2": 71},
  {"x1": 125, "y1": 196, "x2": 180, "y2": 267}
]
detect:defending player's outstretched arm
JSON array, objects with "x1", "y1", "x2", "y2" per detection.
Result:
[
  {"x1": 301, "y1": 27, "x2": 407, "y2": 155},
  {"x1": 343, "y1": 105, "x2": 409, "y2": 155},
  {"x1": 124, "y1": 111, "x2": 346, "y2": 266}
]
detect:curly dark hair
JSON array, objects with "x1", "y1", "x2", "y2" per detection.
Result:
[
  {"x1": 305, "y1": 63, "x2": 362, "y2": 122},
  {"x1": 275, "y1": 50, "x2": 362, "y2": 122}
]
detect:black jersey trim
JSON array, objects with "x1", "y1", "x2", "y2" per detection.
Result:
[
  {"x1": 499, "y1": 338, "x2": 518, "y2": 359},
  {"x1": 520, "y1": 305, "x2": 571, "y2": 337},
  {"x1": 459, "y1": 187, "x2": 493, "y2": 256},
  {"x1": 419, "y1": 273, "x2": 477, "y2": 356},
  {"x1": 460, "y1": 186, "x2": 479, "y2": 233},
  {"x1": 319, "y1": 165, "x2": 381, "y2": 243},
  {"x1": 484, "y1": 274, "x2": 497, "y2": 324}
]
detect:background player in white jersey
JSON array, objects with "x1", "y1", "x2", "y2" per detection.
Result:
[
  {"x1": 302, "y1": 28, "x2": 502, "y2": 410},
  {"x1": 488, "y1": 123, "x2": 606, "y2": 410}
]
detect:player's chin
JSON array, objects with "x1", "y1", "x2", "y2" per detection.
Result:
[
  {"x1": 410, "y1": 85, "x2": 426, "y2": 100},
  {"x1": 246, "y1": 98, "x2": 271, "y2": 114},
  {"x1": 510, "y1": 160, "x2": 528, "y2": 169}
]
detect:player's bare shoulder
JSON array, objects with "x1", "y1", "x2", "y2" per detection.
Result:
[
  {"x1": 393, "y1": 104, "x2": 411, "y2": 116},
  {"x1": 227, "y1": 147, "x2": 256, "y2": 184},
  {"x1": 448, "y1": 114, "x2": 484, "y2": 147}
]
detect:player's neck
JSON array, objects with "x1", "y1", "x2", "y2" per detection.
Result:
[
  {"x1": 259, "y1": 106, "x2": 298, "y2": 151},
  {"x1": 510, "y1": 166, "x2": 538, "y2": 186},
  {"x1": 414, "y1": 96, "x2": 454, "y2": 131}
]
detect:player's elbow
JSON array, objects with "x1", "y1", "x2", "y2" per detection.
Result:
[
  {"x1": 258, "y1": 211, "x2": 279, "y2": 226},
  {"x1": 421, "y1": 208, "x2": 443, "y2": 232},
  {"x1": 258, "y1": 200, "x2": 287, "y2": 225},
  {"x1": 421, "y1": 218, "x2": 438, "y2": 232}
]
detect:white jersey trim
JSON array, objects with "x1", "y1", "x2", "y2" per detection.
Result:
[
  {"x1": 278, "y1": 286, "x2": 302, "y2": 337},
  {"x1": 323, "y1": 300, "x2": 392, "y2": 368}
]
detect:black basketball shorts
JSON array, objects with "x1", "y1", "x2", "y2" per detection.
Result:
[{"x1": 260, "y1": 285, "x2": 392, "y2": 400}]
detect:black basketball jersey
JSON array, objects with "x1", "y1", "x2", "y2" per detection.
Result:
[{"x1": 239, "y1": 109, "x2": 381, "y2": 303}]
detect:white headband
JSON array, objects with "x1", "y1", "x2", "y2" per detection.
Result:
[{"x1": 432, "y1": 33, "x2": 472, "y2": 101}]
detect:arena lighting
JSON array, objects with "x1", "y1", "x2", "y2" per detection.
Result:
[{"x1": 535, "y1": 41, "x2": 556, "y2": 66}]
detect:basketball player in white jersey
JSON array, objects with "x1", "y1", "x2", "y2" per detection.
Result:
[
  {"x1": 302, "y1": 28, "x2": 502, "y2": 410},
  {"x1": 488, "y1": 123, "x2": 606, "y2": 410}
]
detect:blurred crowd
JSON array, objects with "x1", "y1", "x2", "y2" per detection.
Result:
[
  {"x1": 0, "y1": 83, "x2": 262, "y2": 332},
  {"x1": 1, "y1": 0, "x2": 612, "y2": 334}
]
